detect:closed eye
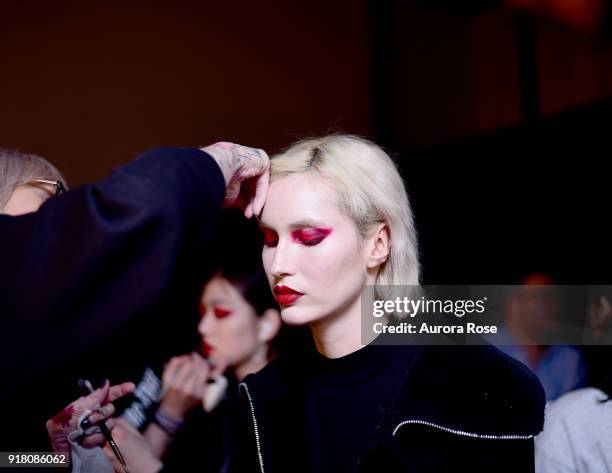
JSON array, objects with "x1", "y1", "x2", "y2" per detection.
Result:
[
  {"x1": 214, "y1": 307, "x2": 232, "y2": 318},
  {"x1": 301, "y1": 237, "x2": 325, "y2": 246},
  {"x1": 261, "y1": 227, "x2": 278, "y2": 247},
  {"x1": 292, "y1": 228, "x2": 332, "y2": 246}
]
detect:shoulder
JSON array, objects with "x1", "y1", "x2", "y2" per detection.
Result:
[
  {"x1": 395, "y1": 344, "x2": 545, "y2": 436},
  {"x1": 415, "y1": 344, "x2": 543, "y2": 396},
  {"x1": 544, "y1": 387, "x2": 610, "y2": 428},
  {"x1": 536, "y1": 388, "x2": 612, "y2": 470}
]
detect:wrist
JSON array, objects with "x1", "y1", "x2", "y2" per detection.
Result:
[
  {"x1": 157, "y1": 399, "x2": 188, "y2": 421},
  {"x1": 201, "y1": 144, "x2": 234, "y2": 186},
  {"x1": 153, "y1": 410, "x2": 184, "y2": 437}
]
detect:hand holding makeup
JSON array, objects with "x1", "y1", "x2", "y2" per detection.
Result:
[
  {"x1": 201, "y1": 142, "x2": 270, "y2": 218},
  {"x1": 46, "y1": 380, "x2": 135, "y2": 456},
  {"x1": 159, "y1": 352, "x2": 211, "y2": 420},
  {"x1": 104, "y1": 418, "x2": 162, "y2": 473}
]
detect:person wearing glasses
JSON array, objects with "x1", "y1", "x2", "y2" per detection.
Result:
[
  {"x1": 0, "y1": 142, "x2": 269, "y2": 452},
  {"x1": 0, "y1": 149, "x2": 67, "y2": 215}
]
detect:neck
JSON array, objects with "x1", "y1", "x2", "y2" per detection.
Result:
[
  {"x1": 310, "y1": 294, "x2": 365, "y2": 359},
  {"x1": 234, "y1": 345, "x2": 271, "y2": 381}
]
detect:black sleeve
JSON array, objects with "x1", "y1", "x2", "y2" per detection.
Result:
[{"x1": 0, "y1": 147, "x2": 225, "y2": 400}]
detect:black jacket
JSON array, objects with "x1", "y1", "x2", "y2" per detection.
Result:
[
  {"x1": 0, "y1": 147, "x2": 224, "y2": 448},
  {"x1": 231, "y1": 344, "x2": 545, "y2": 472}
]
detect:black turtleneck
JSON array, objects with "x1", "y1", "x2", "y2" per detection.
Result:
[{"x1": 304, "y1": 344, "x2": 416, "y2": 473}]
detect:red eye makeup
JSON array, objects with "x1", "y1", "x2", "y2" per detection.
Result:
[
  {"x1": 261, "y1": 228, "x2": 279, "y2": 247},
  {"x1": 291, "y1": 228, "x2": 332, "y2": 246},
  {"x1": 199, "y1": 303, "x2": 232, "y2": 319},
  {"x1": 213, "y1": 307, "x2": 232, "y2": 318}
]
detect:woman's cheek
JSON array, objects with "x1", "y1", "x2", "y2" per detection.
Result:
[
  {"x1": 305, "y1": 244, "x2": 347, "y2": 276},
  {"x1": 261, "y1": 251, "x2": 274, "y2": 280}
]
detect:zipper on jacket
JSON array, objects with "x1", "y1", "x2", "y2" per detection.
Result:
[
  {"x1": 239, "y1": 382, "x2": 266, "y2": 473},
  {"x1": 393, "y1": 419, "x2": 535, "y2": 440}
]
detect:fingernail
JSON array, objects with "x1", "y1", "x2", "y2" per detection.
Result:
[
  {"x1": 98, "y1": 379, "x2": 109, "y2": 389},
  {"x1": 80, "y1": 417, "x2": 91, "y2": 430}
]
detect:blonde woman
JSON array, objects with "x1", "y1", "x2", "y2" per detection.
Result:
[{"x1": 227, "y1": 135, "x2": 545, "y2": 473}]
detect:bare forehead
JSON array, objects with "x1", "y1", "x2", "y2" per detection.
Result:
[
  {"x1": 260, "y1": 173, "x2": 341, "y2": 228},
  {"x1": 203, "y1": 277, "x2": 240, "y2": 300}
]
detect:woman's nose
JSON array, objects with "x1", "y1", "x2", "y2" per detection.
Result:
[
  {"x1": 269, "y1": 241, "x2": 295, "y2": 278},
  {"x1": 198, "y1": 311, "x2": 215, "y2": 336}
]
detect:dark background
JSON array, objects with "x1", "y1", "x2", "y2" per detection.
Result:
[
  {"x1": 0, "y1": 0, "x2": 612, "y2": 454},
  {"x1": 1, "y1": 1, "x2": 610, "y2": 281},
  {"x1": 2, "y1": 0, "x2": 612, "y2": 453}
]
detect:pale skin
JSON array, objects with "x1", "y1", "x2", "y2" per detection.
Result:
[
  {"x1": 260, "y1": 172, "x2": 390, "y2": 359},
  {"x1": 202, "y1": 142, "x2": 270, "y2": 218},
  {"x1": 3, "y1": 183, "x2": 57, "y2": 215},
  {"x1": 197, "y1": 277, "x2": 280, "y2": 381}
]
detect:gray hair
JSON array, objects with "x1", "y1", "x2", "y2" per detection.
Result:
[{"x1": 0, "y1": 149, "x2": 67, "y2": 211}]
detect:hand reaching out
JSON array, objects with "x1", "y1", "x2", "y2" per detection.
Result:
[
  {"x1": 201, "y1": 142, "x2": 270, "y2": 218},
  {"x1": 46, "y1": 380, "x2": 135, "y2": 455}
]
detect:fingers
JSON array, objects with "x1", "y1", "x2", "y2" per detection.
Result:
[
  {"x1": 108, "y1": 382, "x2": 136, "y2": 402},
  {"x1": 87, "y1": 403, "x2": 115, "y2": 425},
  {"x1": 162, "y1": 354, "x2": 190, "y2": 390},
  {"x1": 235, "y1": 147, "x2": 268, "y2": 181},
  {"x1": 83, "y1": 379, "x2": 110, "y2": 405},
  {"x1": 224, "y1": 179, "x2": 242, "y2": 204},
  {"x1": 250, "y1": 158, "x2": 269, "y2": 217},
  {"x1": 188, "y1": 353, "x2": 211, "y2": 396},
  {"x1": 203, "y1": 142, "x2": 269, "y2": 217},
  {"x1": 165, "y1": 353, "x2": 210, "y2": 393},
  {"x1": 114, "y1": 417, "x2": 136, "y2": 434},
  {"x1": 235, "y1": 147, "x2": 268, "y2": 218},
  {"x1": 81, "y1": 433, "x2": 106, "y2": 449},
  {"x1": 80, "y1": 419, "x2": 114, "y2": 449}
]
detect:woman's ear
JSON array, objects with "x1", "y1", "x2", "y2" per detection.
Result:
[
  {"x1": 258, "y1": 308, "x2": 282, "y2": 343},
  {"x1": 367, "y1": 223, "x2": 390, "y2": 269}
]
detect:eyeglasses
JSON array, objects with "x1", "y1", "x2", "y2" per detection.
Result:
[{"x1": 30, "y1": 179, "x2": 66, "y2": 197}]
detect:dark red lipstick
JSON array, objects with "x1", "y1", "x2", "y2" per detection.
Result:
[
  {"x1": 273, "y1": 285, "x2": 304, "y2": 306},
  {"x1": 201, "y1": 341, "x2": 214, "y2": 357}
]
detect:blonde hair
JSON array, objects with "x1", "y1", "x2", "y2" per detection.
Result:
[
  {"x1": 0, "y1": 149, "x2": 67, "y2": 211},
  {"x1": 270, "y1": 135, "x2": 420, "y2": 297}
]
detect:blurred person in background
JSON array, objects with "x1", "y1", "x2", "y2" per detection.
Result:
[
  {"x1": 497, "y1": 273, "x2": 587, "y2": 401},
  {"x1": 46, "y1": 214, "x2": 304, "y2": 473},
  {"x1": 535, "y1": 296, "x2": 612, "y2": 472}
]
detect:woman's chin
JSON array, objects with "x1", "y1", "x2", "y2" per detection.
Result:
[{"x1": 279, "y1": 305, "x2": 317, "y2": 326}]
